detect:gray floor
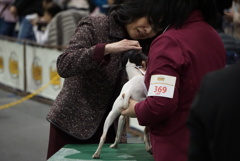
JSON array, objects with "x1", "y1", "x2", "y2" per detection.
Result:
[
  {"x1": 0, "y1": 89, "x2": 50, "y2": 161},
  {"x1": 0, "y1": 88, "x2": 143, "y2": 161}
]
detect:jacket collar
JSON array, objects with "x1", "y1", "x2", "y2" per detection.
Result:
[
  {"x1": 184, "y1": 10, "x2": 204, "y2": 24},
  {"x1": 166, "y1": 10, "x2": 205, "y2": 31}
]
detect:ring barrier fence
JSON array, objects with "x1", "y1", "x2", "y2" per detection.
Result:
[
  {"x1": 0, "y1": 36, "x2": 144, "y2": 134},
  {"x1": 0, "y1": 36, "x2": 64, "y2": 109}
]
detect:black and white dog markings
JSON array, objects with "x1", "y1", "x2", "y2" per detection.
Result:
[{"x1": 92, "y1": 50, "x2": 152, "y2": 159}]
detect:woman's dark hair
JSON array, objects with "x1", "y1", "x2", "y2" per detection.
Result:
[
  {"x1": 45, "y1": 2, "x2": 62, "y2": 18},
  {"x1": 109, "y1": 0, "x2": 159, "y2": 32},
  {"x1": 109, "y1": 0, "x2": 160, "y2": 54},
  {"x1": 147, "y1": 0, "x2": 218, "y2": 30},
  {"x1": 43, "y1": 0, "x2": 53, "y2": 4}
]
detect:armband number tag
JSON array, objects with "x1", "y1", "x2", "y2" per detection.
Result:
[{"x1": 147, "y1": 75, "x2": 176, "y2": 98}]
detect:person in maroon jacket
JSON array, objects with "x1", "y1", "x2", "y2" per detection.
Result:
[{"x1": 121, "y1": 0, "x2": 226, "y2": 161}]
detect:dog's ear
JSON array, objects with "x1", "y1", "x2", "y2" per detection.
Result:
[
  {"x1": 133, "y1": 52, "x2": 147, "y2": 67},
  {"x1": 122, "y1": 49, "x2": 148, "y2": 67},
  {"x1": 129, "y1": 51, "x2": 147, "y2": 67},
  {"x1": 121, "y1": 49, "x2": 136, "y2": 67}
]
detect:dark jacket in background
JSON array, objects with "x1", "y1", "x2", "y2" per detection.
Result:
[
  {"x1": 13, "y1": 0, "x2": 43, "y2": 16},
  {"x1": 188, "y1": 62, "x2": 240, "y2": 161}
]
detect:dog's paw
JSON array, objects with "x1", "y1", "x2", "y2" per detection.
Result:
[
  {"x1": 110, "y1": 143, "x2": 118, "y2": 149},
  {"x1": 146, "y1": 146, "x2": 153, "y2": 155},
  {"x1": 92, "y1": 153, "x2": 100, "y2": 159}
]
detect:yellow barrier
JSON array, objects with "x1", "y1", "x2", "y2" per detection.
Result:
[{"x1": 0, "y1": 75, "x2": 60, "y2": 110}]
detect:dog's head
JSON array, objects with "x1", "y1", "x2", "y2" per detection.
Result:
[{"x1": 121, "y1": 50, "x2": 147, "y2": 68}]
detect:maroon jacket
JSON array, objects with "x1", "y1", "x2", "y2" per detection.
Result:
[{"x1": 135, "y1": 10, "x2": 226, "y2": 161}]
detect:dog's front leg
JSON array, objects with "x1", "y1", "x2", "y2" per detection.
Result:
[
  {"x1": 110, "y1": 115, "x2": 126, "y2": 148},
  {"x1": 92, "y1": 97, "x2": 122, "y2": 159},
  {"x1": 92, "y1": 111, "x2": 120, "y2": 159},
  {"x1": 92, "y1": 132, "x2": 107, "y2": 159}
]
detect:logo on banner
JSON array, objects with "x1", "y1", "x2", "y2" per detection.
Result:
[
  {"x1": 49, "y1": 60, "x2": 61, "y2": 90},
  {"x1": 8, "y1": 51, "x2": 19, "y2": 79},
  {"x1": 0, "y1": 48, "x2": 3, "y2": 74},
  {"x1": 32, "y1": 56, "x2": 42, "y2": 86}
]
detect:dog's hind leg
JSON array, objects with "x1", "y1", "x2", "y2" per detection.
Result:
[
  {"x1": 110, "y1": 115, "x2": 126, "y2": 148},
  {"x1": 143, "y1": 127, "x2": 152, "y2": 154},
  {"x1": 122, "y1": 87, "x2": 132, "y2": 109},
  {"x1": 92, "y1": 97, "x2": 122, "y2": 159}
]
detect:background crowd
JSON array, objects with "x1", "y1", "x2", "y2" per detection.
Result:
[
  {"x1": 0, "y1": 0, "x2": 123, "y2": 45},
  {"x1": 0, "y1": 0, "x2": 240, "y2": 64}
]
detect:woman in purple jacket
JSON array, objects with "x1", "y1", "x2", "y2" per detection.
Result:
[
  {"x1": 121, "y1": 0, "x2": 226, "y2": 161},
  {"x1": 46, "y1": 0, "x2": 161, "y2": 159}
]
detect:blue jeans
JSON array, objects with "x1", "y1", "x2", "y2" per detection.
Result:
[
  {"x1": 0, "y1": 18, "x2": 16, "y2": 37},
  {"x1": 18, "y1": 16, "x2": 36, "y2": 41}
]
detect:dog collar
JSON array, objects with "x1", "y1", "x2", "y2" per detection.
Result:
[
  {"x1": 162, "y1": 24, "x2": 170, "y2": 33},
  {"x1": 135, "y1": 66, "x2": 146, "y2": 75}
]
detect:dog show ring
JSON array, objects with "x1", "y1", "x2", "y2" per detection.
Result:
[{"x1": 47, "y1": 143, "x2": 154, "y2": 161}]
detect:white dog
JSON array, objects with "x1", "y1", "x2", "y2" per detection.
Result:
[{"x1": 92, "y1": 50, "x2": 151, "y2": 159}]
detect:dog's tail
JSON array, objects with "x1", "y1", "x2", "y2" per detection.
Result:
[{"x1": 122, "y1": 86, "x2": 133, "y2": 109}]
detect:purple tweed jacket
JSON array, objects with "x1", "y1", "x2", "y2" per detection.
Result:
[{"x1": 46, "y1": 15, "x2": 129, "y2": 140}]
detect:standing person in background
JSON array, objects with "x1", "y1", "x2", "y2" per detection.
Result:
[
  {"x1": 63, "y1": 0, "x2": 89, "y2": 12},
  {"x1": 214, "y1": 0, "x2": 240, "y2": 65},
  {"x1": 46, "y1": 0, "x2": 160, "y2": 159},
  {"x1": 9, "y1": 0, "x2": 43, "y2": 41},
  {"x1": 42, "y1": 0, "x2": 53, "y2": 8},
  {"x1": 224, "y1": 0, "x2": 240, "y2": 40},
  {"x1": 232, "y1": 0, "x2": 240, "y2": 39},
  {"x1": 90, "y1": 0, "x2": 114, "y2": 15},
  {"x1": 32, "y1": 2, "x2": 62, "y2": 44},
  {"x1": 0, "y1": 0, "x2": 17, "y2": 37},
  {"x1": 53, "y1": 0, "x2": 90, "y2": 12},
  {"x1": 187, "y1": 61, "x2": 240, "y2": 161},
  {"x1": 121, "y1": 0, "x2": 226, "y2": 161}
]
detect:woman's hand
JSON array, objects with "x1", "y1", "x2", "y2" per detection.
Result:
[
  {"x1": 121, "y1": 98, "x2": 138, "y2": 118},
  {"x1": 104, "y1": 39, "x2": 142, "y2": 55}
]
